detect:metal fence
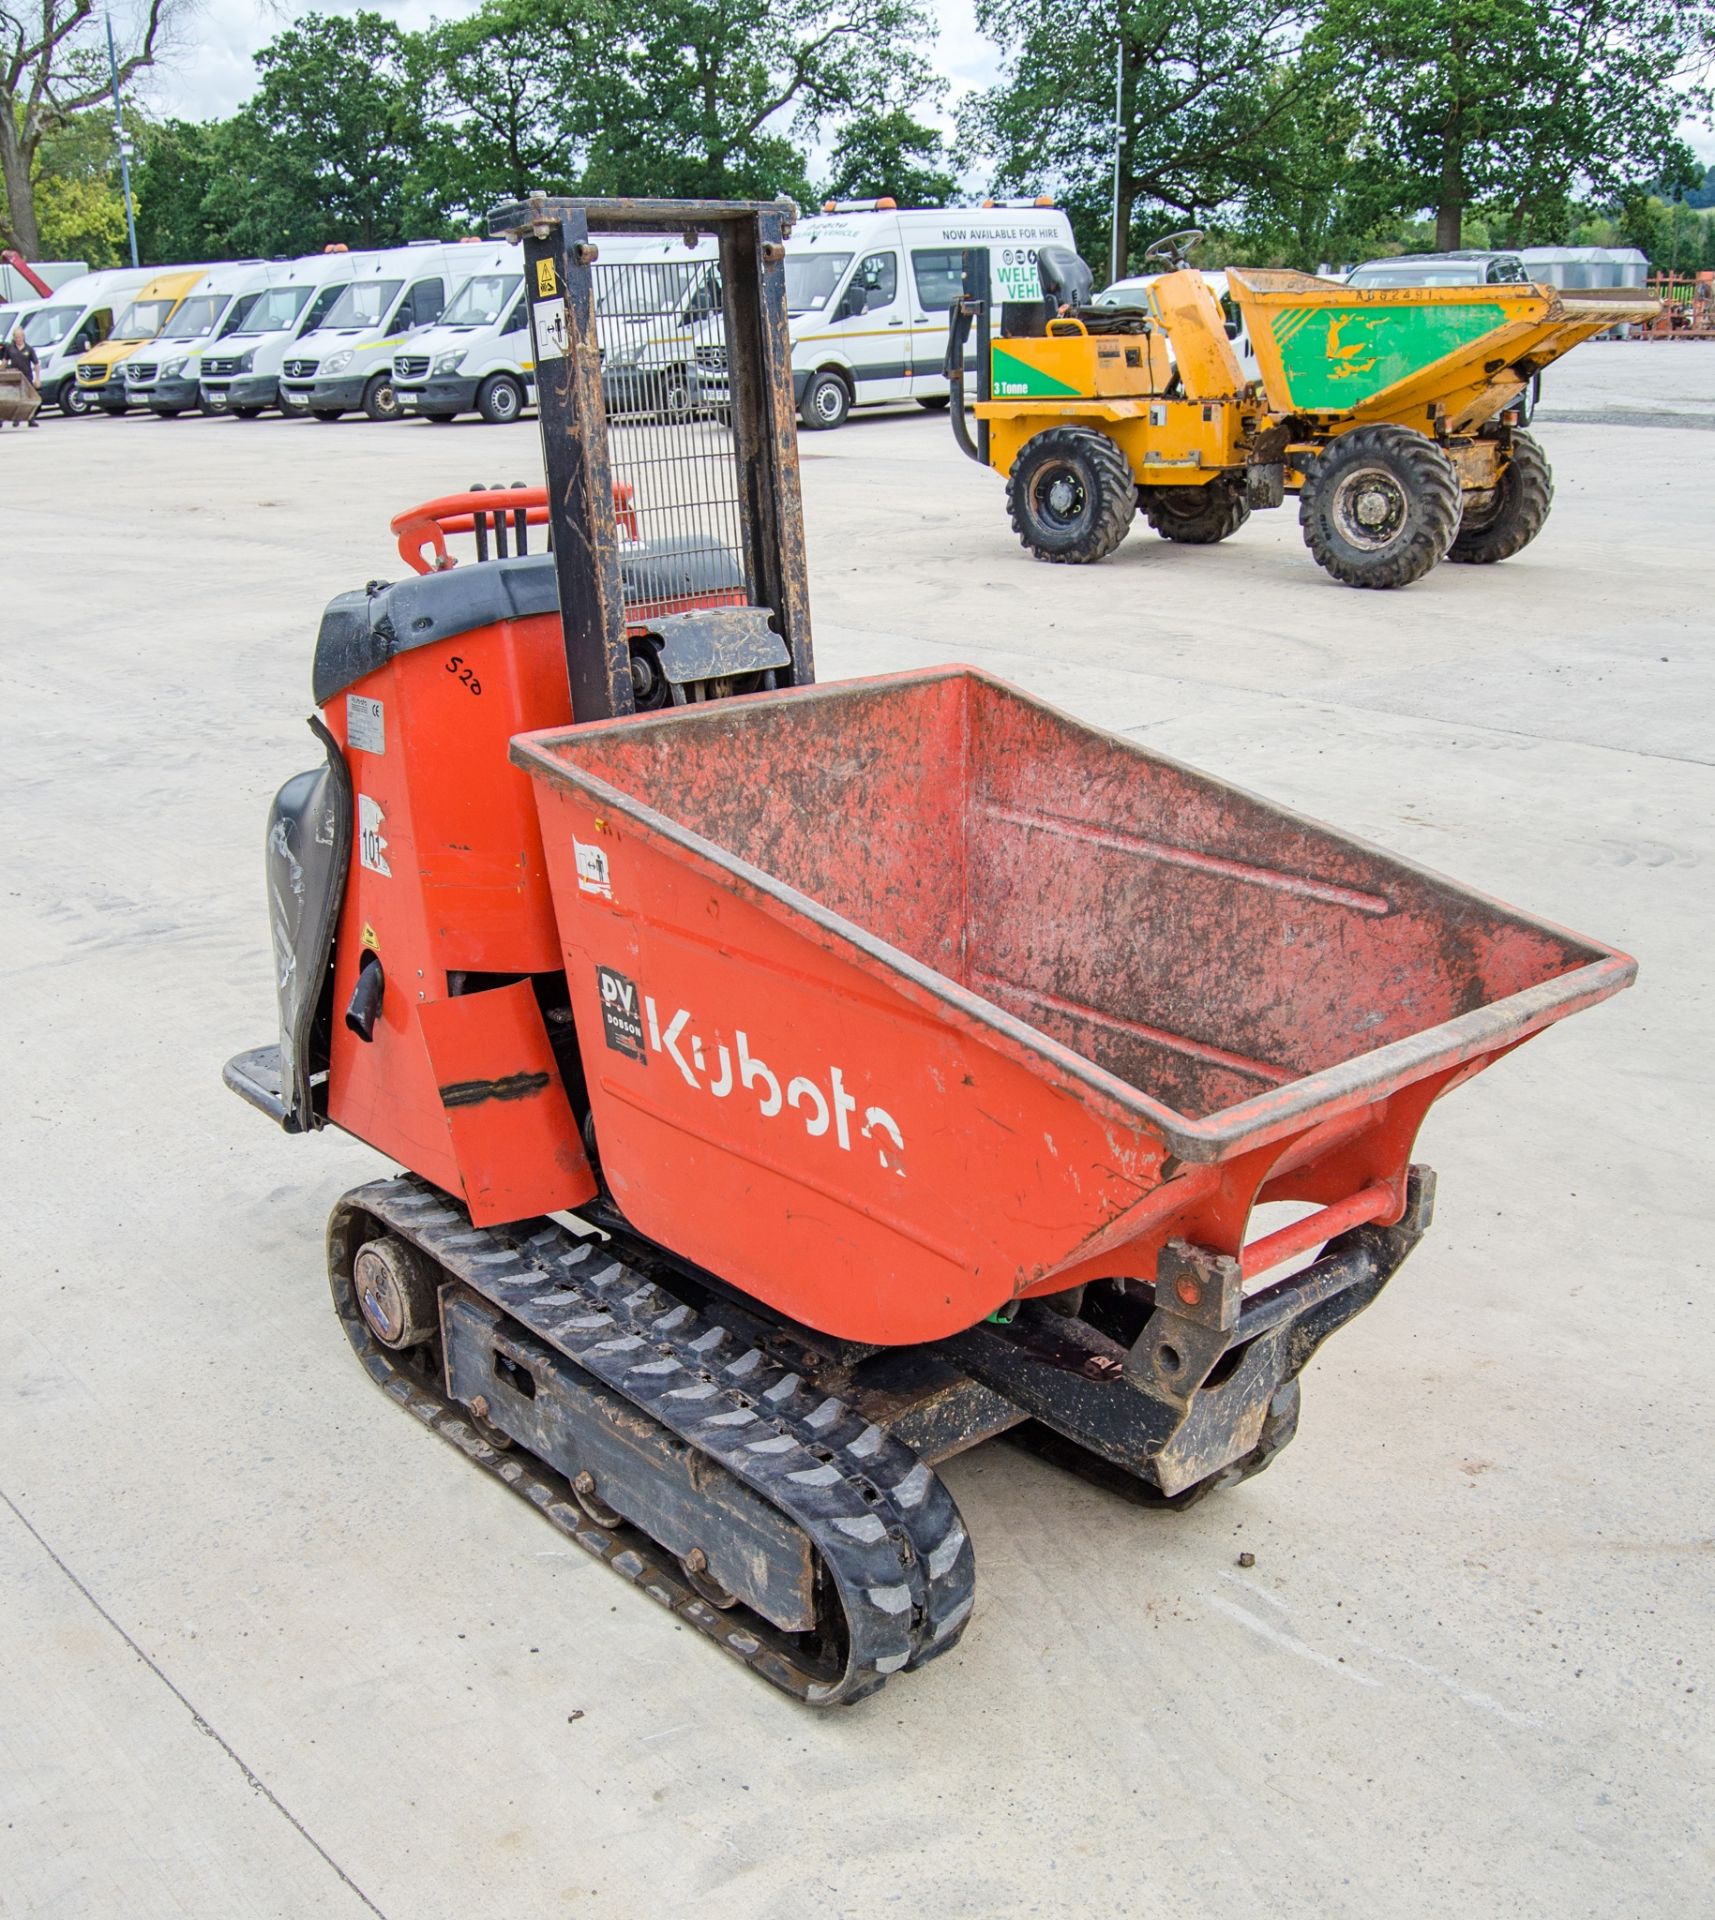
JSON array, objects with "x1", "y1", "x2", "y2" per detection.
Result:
[{"x1": 592, "y1": 253, "x2": 750, "y2": 624}]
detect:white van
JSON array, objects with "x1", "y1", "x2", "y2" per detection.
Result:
[
  {"x1": 393, "y1": 233, "x2": 722, "y2": 424},
  {"x1": 279, "y1": 241, "x2": 510, "y2": 421},
  {"x1": 392, "y1": 259, "x2": 532, "y2": 423},
  {"x1": 776, "y1": 199, "x2": 1075, "y2": 428},
  {"x1": 1096, "y1": 268, "x2": 1260, "y2": 380},
  {"x1": 200, "y1": 250, "x2": 376, "y2": 417},
  {"x1": 129, "y1": 261, "x2": 283, "y2": 415},
  {"x1": 17, "y1": 266, "x2": 155, "y2": 415}
]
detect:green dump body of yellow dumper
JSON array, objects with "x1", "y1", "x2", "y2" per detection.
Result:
[{"x1": 1227, "y1": 269, "x2": 1655, "y2": 431}]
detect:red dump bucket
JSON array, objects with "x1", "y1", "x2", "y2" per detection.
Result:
[{"x1": 513, "y1": 668, "x2": 1632, "y2": 1344}]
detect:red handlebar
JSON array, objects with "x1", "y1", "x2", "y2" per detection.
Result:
[{"x1": 390, "y1": 484, "x2": 641, "y2": 575}]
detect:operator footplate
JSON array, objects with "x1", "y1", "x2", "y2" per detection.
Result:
[{"x1": 327, "y1": 1175, "x2": 975, "y2": 1706}]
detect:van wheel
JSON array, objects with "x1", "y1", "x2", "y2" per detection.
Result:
[
  {"x1": 232, "y1": 406, "x2": 264, "y2": 420},
  {"x1": 362, "y1": 375, "x2": 399, "y2": 422},
  {"x1": 798, "y1": 371, "x2": 850, "y2": 431},
  {"x1": 477, "y1": 374, "x2": 524, "y2": 424},
  {"x1": 654, "y1": 365, "x2": 695, "y2": 420},
  {"x1": 1006, "y1": 427, "x2": 1135, "y2": 564},
  {"x1": 916, "y1": 395, "x2": 950, "y2": 411},
  {"x1": 60, "y1": 382, "x2": 92, "y2": 417},
  {"x1": 311, "y1": 407, "x2": 345, "y2": 421},
  {"x1": 421, "y1": 407, "x2": 460, "y2": 423}
]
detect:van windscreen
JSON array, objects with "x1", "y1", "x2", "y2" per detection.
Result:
[
  {"x1": 785, "y1": 254, "x2": 852, "y2": 315},
  {"x1": 442, "y1": 273, "x2": 523, "y2": 326},
  {"x1": 113, "y1": 296, "x2": 176, "y2": 339},
  {"x1": 24, "y1": 305, "x2": 81, "y2": 346},
  {"x1": 161, "y1": 295, "x2": 225, "y2": 338},
  {"x1": 321, "y1": 280, "x2": 403, "y2": 329},
  {"x1": 236, "y1": 286, "x2": 314, "y2": 332},
  {"x1": 594, "y1": 261, "x2": 705, "y2": 318}
]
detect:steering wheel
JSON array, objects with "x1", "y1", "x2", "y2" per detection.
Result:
[{"x1": 1142, "y1": 229, "x2": 1205, "y2": 271}]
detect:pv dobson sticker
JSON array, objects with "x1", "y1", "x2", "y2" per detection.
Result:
[
  {"x1": 598, "y1": 965, "x2": 648, "y2": 1062},
  {"x1": 593, "y1": 963, "x2": 908, "y2": 1174},
  {"x1": 347, "y1": 694, "x2": 385, "y2": 754},
  {"x1": 358, "y1": 794, "x2": 391, "y2": 876}
]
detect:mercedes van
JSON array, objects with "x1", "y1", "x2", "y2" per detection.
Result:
[
  {"x1": 775, "y1": 199, "x2": 1075, "y2": 428},
  {"x1": 128, "y1": 261, "x2": 272, "y2": 415},
  {"x1": 201, "y1": 250, "x2": 378, "y2": 417},
  {"x1": 392, "y1": 233, "x2": 722, "y2": 424},
  {"x1": 18, "y1": 267, "x2": 155, "y2": 415},
  {"x1": 279, "y1": 242, "x2": 508, "y2": 421},
  {"x1": 74, "y1": 266, "x2": 209, "y2": 414}
]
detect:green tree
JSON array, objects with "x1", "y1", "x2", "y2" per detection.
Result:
[
  {"x1": 28, "y1": 107, "x2": 125, "y2": 264},
  {"x1": 959, "y1": 0, "x2": 1320, "y2": 279},
  {"x1": 2, "y1": 0, "x2": 178, "y2": 258},
  {"x1": 1312, "y1": 0, "x2": 1715, "y2": 250},
  {"x1": 823, "y1": 108, "x2": 955, "y2": 205},
  {"x1": 585, "y1": 0, "x2": 936, "y2": 201},
  {"x1": 422, "y1": 0, "x2": 608, "y2": 219},
  {"x1": 240, "y1": 11, "x2": 440, "y2": 249}
]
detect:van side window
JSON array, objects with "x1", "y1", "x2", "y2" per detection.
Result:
[
  {"x1": 401, "y1": 278, "x2": 445, "y2": 328},
  {"x1": 76, "y1": 310, "x2": 110, "y2": 351},
  {"x1": 851, "y1": 252, "x2": 897, "y2": 312},
  {"x1": 911, "y1": 249, "x2": 965, "y2": 314},
  {"x1": 301, "y1": 285, "x2": 342, "y2": 334},
  {"x1": 221, "y1": 293, "x2": 259, "y2": 336},
  {"x1": 503, "y1": 295, "x2": 527, "y2": 336}
]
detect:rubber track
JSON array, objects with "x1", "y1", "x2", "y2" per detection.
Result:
[{"x1": 328, "y1": 1175, "x2": 975, "y2": 1706}]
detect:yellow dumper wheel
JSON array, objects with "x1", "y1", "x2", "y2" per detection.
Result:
[
  {"x1": 1006, "y1": 427, "x2": 1135, "y2": 565},
  {"x1": 1298, "y1": 424, "x2": 1461, "y2": 589},
  {"x1": 1448, "y1": 432, "x2": 1554, "y2": 565}
]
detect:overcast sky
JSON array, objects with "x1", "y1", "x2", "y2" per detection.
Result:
[{"x1": 131, "y1": 0, "x2": 1714, "y2": 168}]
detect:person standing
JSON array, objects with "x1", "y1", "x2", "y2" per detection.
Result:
[{"x1": 2, "y1": 326, "x2": 41, "y2": 427}]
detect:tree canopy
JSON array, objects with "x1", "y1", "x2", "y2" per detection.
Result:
[{"x1": 16, "y1": 0, "x2": 1715, "y2": 276}]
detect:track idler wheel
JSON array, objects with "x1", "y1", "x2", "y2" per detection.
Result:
[
  {"x1": 1298, "y1": 424, "x2": 1461, "y2": 588},
  {"x1": 353, "y1": 1235, "x2": 439, "y2": 1348}
]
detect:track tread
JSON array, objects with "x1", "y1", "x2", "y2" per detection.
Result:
[{"x1": 328, "y1": 1176, "x2": 975, "y2": 1706}]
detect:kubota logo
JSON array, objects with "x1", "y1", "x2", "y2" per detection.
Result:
[{"x1": 596, "y1": 965, "x2": 906, "y2": 1176}]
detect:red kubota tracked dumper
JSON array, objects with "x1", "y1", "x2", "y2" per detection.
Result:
[{"x1": 227, "y1": 197, "x2": 1636, "y2": 1705}]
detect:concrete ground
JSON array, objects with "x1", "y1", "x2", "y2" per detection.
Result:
[{"x1": 2, "y1": 340, "x2": 1709, "y2": 1919}]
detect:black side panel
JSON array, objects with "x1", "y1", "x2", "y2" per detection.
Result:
[{"x1": 268, "y1": 716, "x2": 352, "y2": 1131}]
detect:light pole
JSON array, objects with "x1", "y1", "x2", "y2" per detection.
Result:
[
  {"x1": 1109, "y1": 38, "x2": 1125, "y2": 285},
  {"x1": 105, "y1": 14, "x2": 141, "y2": 269}
]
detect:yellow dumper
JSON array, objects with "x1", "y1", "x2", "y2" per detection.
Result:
[{"x1": 947, "y1": 243, "x2": 1655, "y2": 588}]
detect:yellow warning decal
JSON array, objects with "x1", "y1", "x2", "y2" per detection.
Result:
[
  {"x1": 361, "y1": 923, "x2": 379, "y2": 950},
  {"x1": 535, "y1": 258, "x2": 557, "y2": 297}
]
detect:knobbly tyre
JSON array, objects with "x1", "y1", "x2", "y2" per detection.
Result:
[
  {"x1": 226, "y1": 196, "x2": 1637, "y2": 1706},
  {"x1": 946, "y1": 230, "x2": 1660, "y2": 587}
]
